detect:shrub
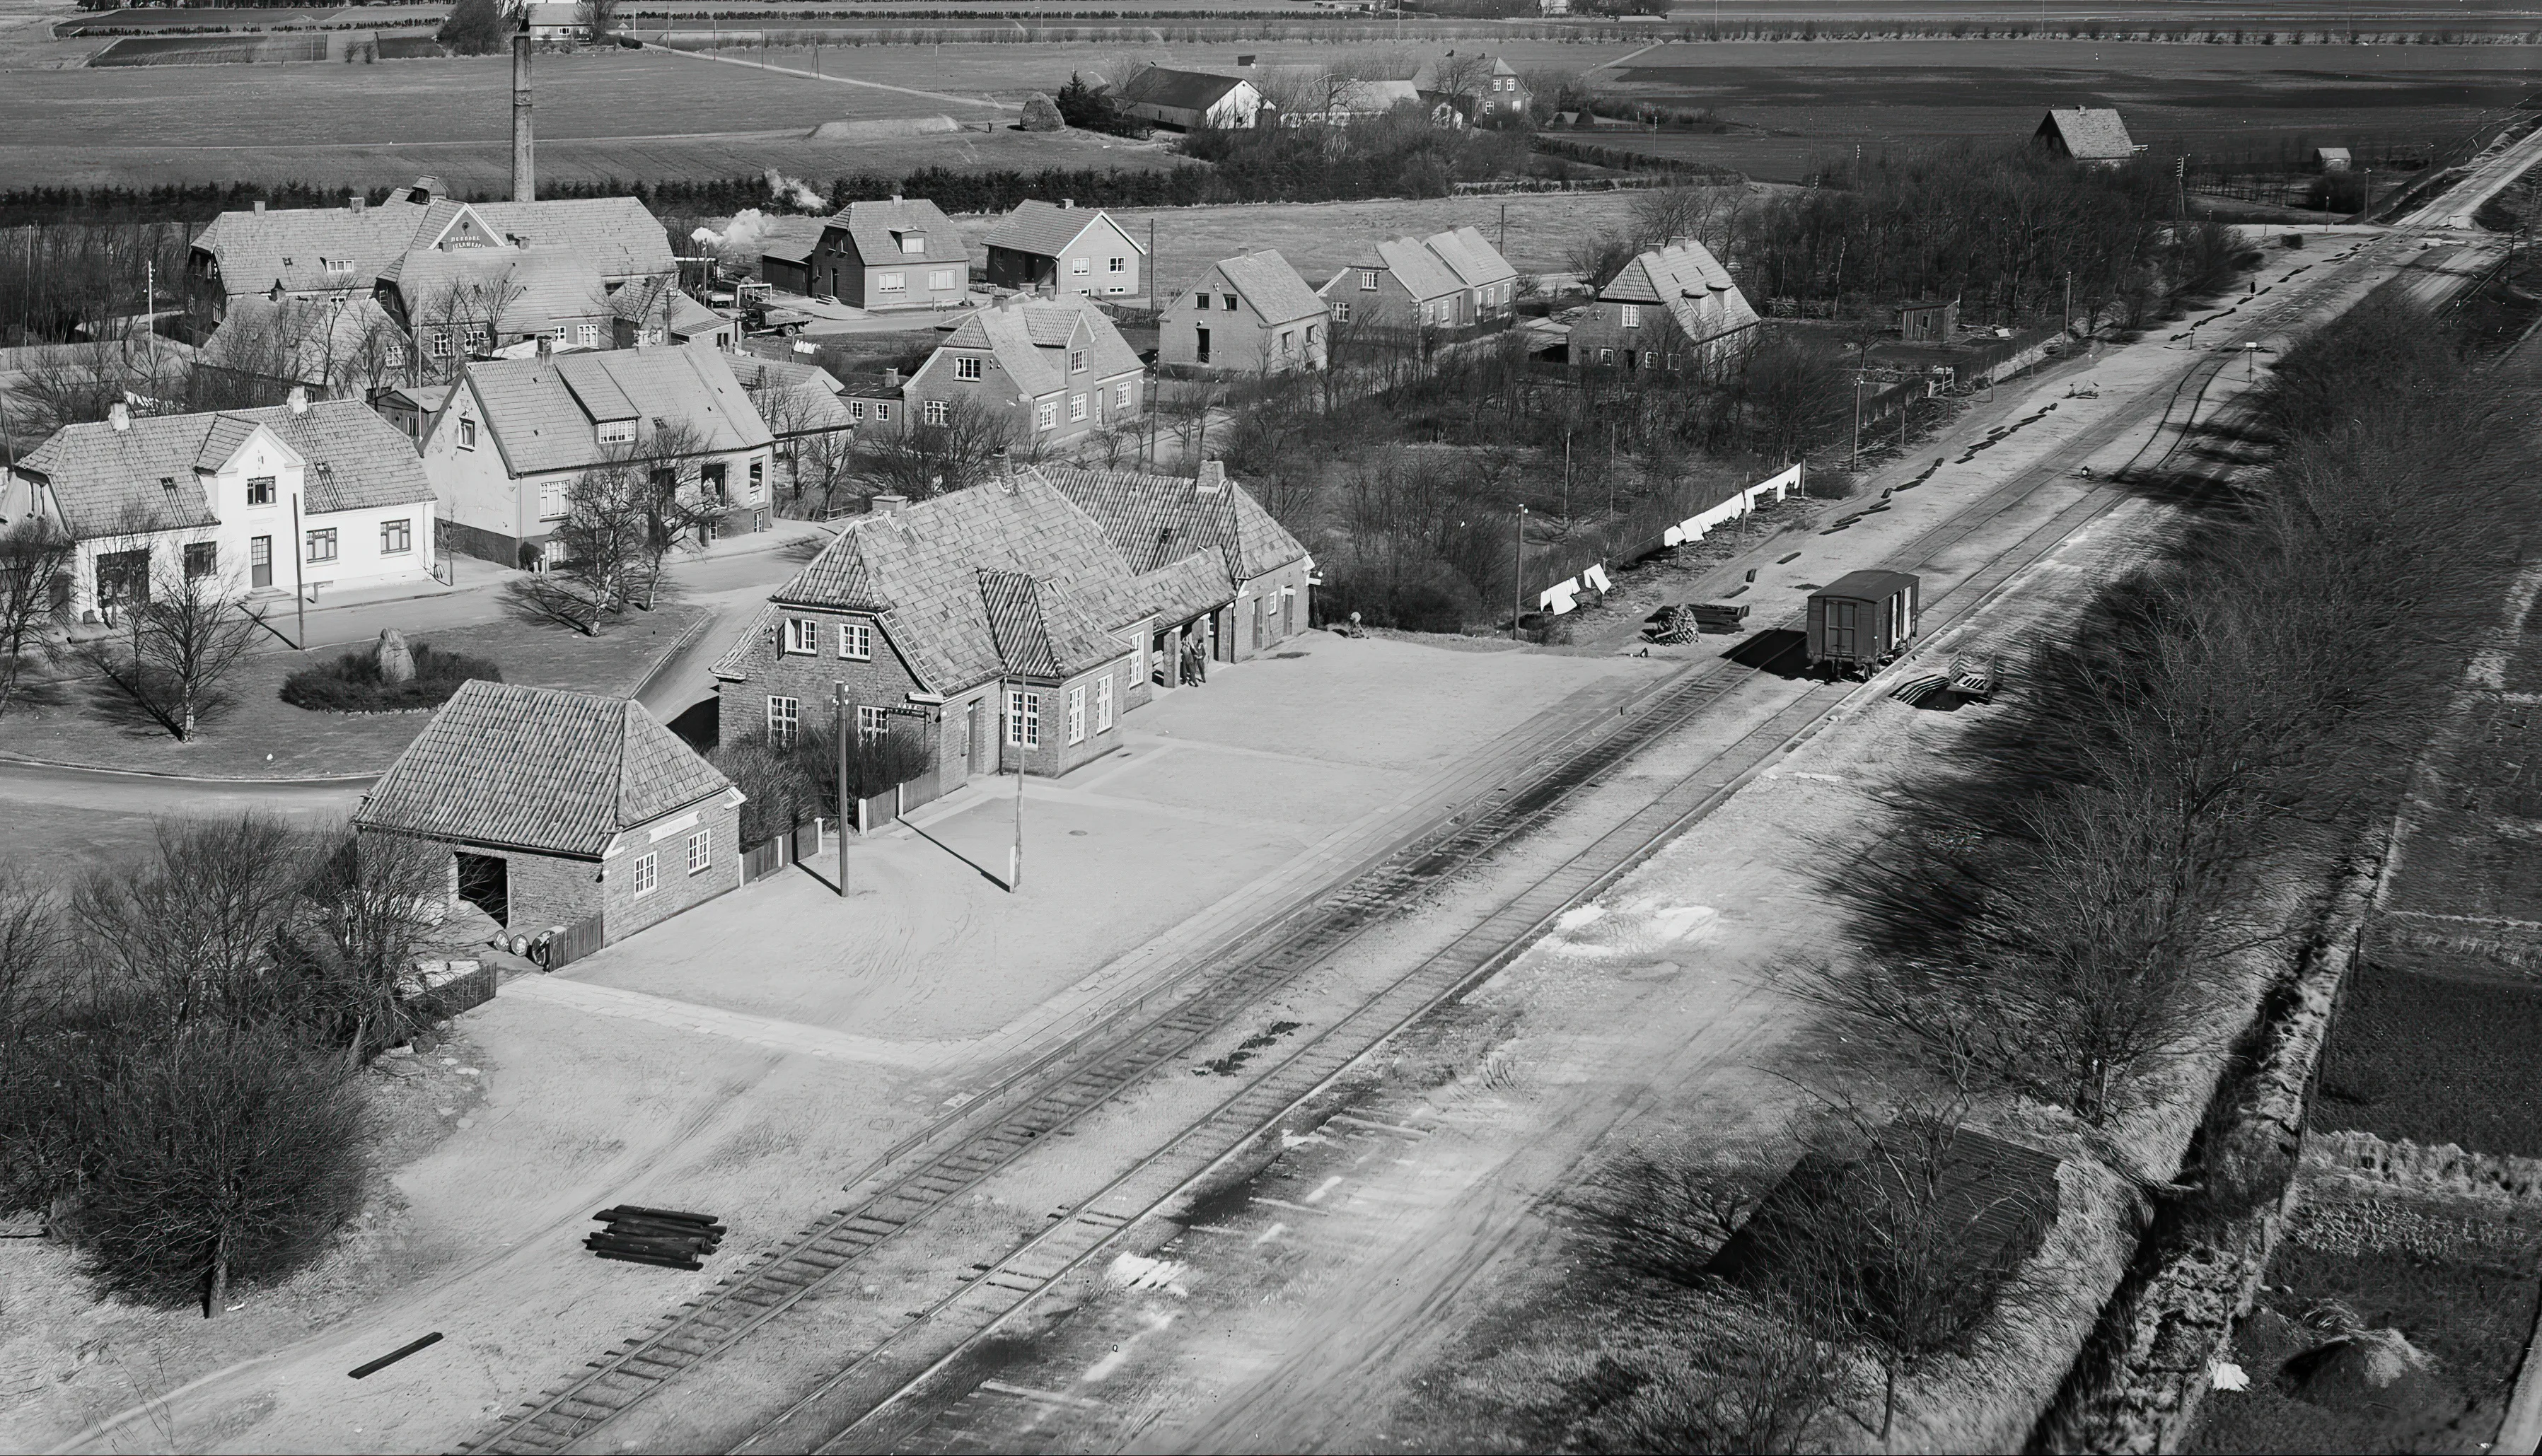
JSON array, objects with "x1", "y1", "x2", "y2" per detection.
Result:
[{"x1": 279, "y1": 642, "x2": 499, "y2": 713}]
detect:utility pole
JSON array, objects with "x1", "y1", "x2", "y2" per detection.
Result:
[
  {"x1": 1148, "y1": 219, "x2": 1157, "y2": 305},
  {"x1": 1511, "y1": 503, "x2": 1527, "y2": 639},
  {"x1": 1561, "y1": 431, "x2": 1572, "y2": 519},
  {"x1": 1009, "y1": 747, "x2": 1024, "y2": 891},
  {"x1": 1497, "y1": 202, "x2": 1508, "y2": 256},
  {"x1": 2063, "y1": 269, "x2": 2072, "y2": 338},
  {"x1": 832, "y1": 685, "x2": 850, "y2": 899},
  {"x1": 1850, "y1": 340, "x2": 1867, "y2": 469}
]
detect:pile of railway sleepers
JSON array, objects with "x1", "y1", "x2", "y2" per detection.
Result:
[
  {"x1": 1646, "y1": 602, "x2": 1752, "y2": 643},
  {"x1": 587, "y1": 1206, "x2": 724, "y2": 1270}
]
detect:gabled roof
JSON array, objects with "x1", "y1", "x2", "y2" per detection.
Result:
[
  {"x1": 378, "y1": 247, "x2": 612, "y2": 334},
  {"x1": 355, "y1": 681, "x2": 732, "y2": 858},
  {"x1": 1194, "y1": 250, "x2": 1327, "y2": 327},
  {"x1": 756, "y1": 216, "x2": 827, "y2": 268},
  {"x1": 2036, "y1": 107, "x2": 2135, "y2": 161},
  {"x1": 1041, "y1": 462, "x2": 1309, "y2": 583},
  {"x1": 1598, "y1": 238, "x2": 1761, "y2": 344},
  {"x1": 982, "y1": 199, "x2": 1144, "y2": 262},
  {"x1": 460, "y1": 343, "x2": 775, "y2": 478},
  {"x1": 192, "y1": 187, "x2": 673, "y2": 298},
  {"x1": 825, "y1": 197, "x2": 969, "y2": 268},
  {"x1": 729, "y1": 356, "x2": 858, "y2": 436},
  {"x1": 932, "y1": 296, "x2": 1142, "y2": 398},
  {"x1": 1332, "y1": 78, "x2": 1422, "y2": 113},
  {"x1": 18, "y1": 400, "x2": 431, "y2": 539},
  {"x1": 1117, "y1": 64, "x2": 1252, "y2": 115},
  {"x1": 663, "y1": 291, "x2": 728, "y2": 338},
  {"x1": 763, "y1": 474, "x2": 1147, "y2": 692},
  {"x1": 1332, "y1": 236, "x2": 1464, "y2": 303},
  {"x1": 199, "y1": 293, "x2": 402, "y2": 388},
  {"x1": 1423, "y1": 226, "x2": 1518, "y2": 291}
]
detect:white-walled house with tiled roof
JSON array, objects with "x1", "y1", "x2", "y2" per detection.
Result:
[
  {"x1": 982, "y1": 199, "x2": 1145, "y2": 299},
  {"x1": 0, "y1": 392, "x2": 437, "y2": 620},
  {"x1": 1566, "y1": 238, "x2": 1761, "y2": 375},
  {"x1": 900, "y1": 294, "x2": 1145, "y2": 451},
  {"x1": 1316, "y1": 234, "x2": 1468, "y2": 334},
  {"x1": 1159, "y1": 250, "x2": 1328, "y2": 373},
  {"x1": 1423, "y1": 226, "x2": 1521, "y2": 323},
  {"x1": 419, "y1": 341, "x2": 776, "y2": 567}
]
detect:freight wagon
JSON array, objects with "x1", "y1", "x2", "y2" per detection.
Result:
[{"x1": 1806, "y1": 569, "x2": 1920, "y2": 678}]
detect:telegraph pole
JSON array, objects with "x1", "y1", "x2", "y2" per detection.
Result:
[
  {"x1": 832, "y1": 685, "x2": 849, "y2": 899},
  {"x1": 1010, "y1": 749, "x2": 1024, "y2": 891},
  {"x1": 1511, "y1": 503, "x2": 1527, "y2": 639}
]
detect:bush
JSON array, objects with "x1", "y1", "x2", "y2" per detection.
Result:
[{"x1": 279, "y1": 641, "x2": 499, "y2": 713}]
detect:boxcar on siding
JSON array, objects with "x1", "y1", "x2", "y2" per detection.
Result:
[{"x1": 1806, "y1": 569, "x2": 1920, "y2": 677}]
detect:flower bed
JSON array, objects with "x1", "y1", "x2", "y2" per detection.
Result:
[{"x1": 279, "y1": 642, "x2": 500, "y2": 714}]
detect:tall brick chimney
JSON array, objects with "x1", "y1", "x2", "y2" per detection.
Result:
[{"x1": 510, "y1": 16, "x2": 535, "y2": 204}]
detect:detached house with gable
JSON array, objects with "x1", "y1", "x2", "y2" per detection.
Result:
[
  {"x1": 1108, "y1": 64, "x2": 1270, "y2": 132},
  {"x1": 900, "y1": 294, "x2": 1145, "y2": 449},
  {"x1": 1159, "y1": 250, "x2": 1328, "y2": 373},
  {"x1": 1, "y1": 393, "x2": 437, "y2": 620},
  {"x1": 1318, "y1": 234, "x2": 1469, "y2": 334},
  {"x1": 419, "y1": 342, "x2": 776, "y2": 567},
  {"x1": 779, "y1": 195, "x2": 972, "y2": 312},
  {"x1": 2033, "y1": 107, "x2": 2138, "y2": 165},
  {"x1": 982, "y1": 199, "x2": 1145, "y2": 299},
  {"x1": 1566, "y1": 238, "x2": 1761, "y2": 375},
  {"x1": 712, "y1": 458, "x2": 1310, "y2": 813}
]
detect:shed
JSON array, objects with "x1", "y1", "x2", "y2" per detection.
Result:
[
  {"x1": 1806, "y1": 569, "x2": 1920, "y2": 675},
  {"x1": 1896, "y1": 298, "x2": 1958, "y2": 344},
  {"x1": 2033, "y1": 107, "x2": 2137, "y2": 165},
  {"x1": 2312, "y1": 146, "x2": 2353, "y2": 173}
]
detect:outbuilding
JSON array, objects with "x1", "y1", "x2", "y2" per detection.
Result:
[
  {"x1": 1896, "y1": 297, "x2": 1959, "y2": 344},
  {"x1": 1806, "y1": 569, "x2": 1920, "y2": 677},
  {"x1": 354, "y1": 681, "x2": 743, "y2": 947}
]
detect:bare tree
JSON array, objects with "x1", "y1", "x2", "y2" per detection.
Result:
[
  {"x1": 71, "y1": 530, "x2": 261, "y2": 741},
  {"x1": 279, "y1": 830, "x2": 454, "y2": 1065},
  {"x1": 858, "y1": 392, "x2": 1018, "y2": 500},
  {"x1": 0, "y1": 517, "x2": 74, "y2": 717},
  {"x1": 74, "y1": 815, "x2": 320, "y2": 1033},
  {"x1": 1422, "y1": 51, "x2": 1494, "y2": 112},
  {"x1": 575, "y1": 0, "x2": 617, "y2": 39}
]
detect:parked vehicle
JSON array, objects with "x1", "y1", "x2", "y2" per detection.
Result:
[{"x1": 1806, "y1": 569, "x2": 1920, "y2": 678}]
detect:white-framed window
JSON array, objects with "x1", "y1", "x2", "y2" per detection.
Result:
[
  {"x1": 1115, "y1": 380, "x2": 1133, "y2": 409},
  {"x1": 1035, "y1": 400, "x2": 1057, "y2": 431},
  {"x1": 1108, "y1": 256, "x2": 1126, "y2": 274},
  {"x1": 878, "y1": 272, "x2": 906, "y2": 293},
  {"x1": 381, "y1": 518, "x2": 412, "y2": 554},
  {"x1": 1066, "y1": 684, "x2": 1086, "y2": 745},
  {"x1": 1280, "y1": 330, "x2": 1294, "y2": 353},
  {"x1": 898, "y1": 233, "x2": 927, "y2": 255},
  {"x1": 924, "y1": 399, "x2": 949, "y2": 425},
  {"x1": 767, "y1": 694, "x2": 799, "y2": 745},
  {"x1": 597, "y1": 419, "x2": 635, "y2": 445},
  {"x1": 458, "y1": 417, "x2": 477, "y2": 449},
  {"x1": 840, "y1": 620, "x2": 871, "y2": 659},
  {"x1": 685, "y1": 828, "x2": 710, "y2": 875},
  {"x1": 1620, "y1": 303, "x2": 1642, "y2": 329},
  {"x1": 1069, "y1": 348, "x2": 1086, "y2": 373},
  {"x1": 1096, "y1": 671, "x2": 1113, "y2": 731},
  {"x1": 578, "y1": 322, "x2": 599, "y2": 348},
  {"x1": 464, "y1": 325, "x2": 488, "y2": 351},
  {"x1": 538, "y1": 478, "x2": 569, "y2": 520},
  {"x1": 874, "y1": 402, "x2": 892, "y2": 421},
  {"x1": 1598, "y1": 347, "x2": 1615, "y2": 364},
  {"x1": 1069, "y1": 393, "x2": 1088, "y2": 422},
  {"x1": 430, "y1": 330, "x2": 452, "y2": 359},
  {"x1": 550, "y1": 325, "x2": 569, "y2": 344},
  {"x1": 848, "y1": 400, "x2": 866, "y2": 421},
  {"x1": 1307, "y1": 323, "x2": 1320, "y2": 346},
  {"x1": 306, "y1": 528, "x2": 337, "y2": 564},
  {"x1": 929, "y1": 269, "x2": 955, "y2": 291},
  {"x1": 1006, "y1": 689, "x2": 1040, "y2": 747},
  {"x1": 246, "y1": 476, "x2": 277, "y2": 506},
  {"x1": 387, "y1": 342, "x2": 405, "y2": 367},
  {"x1": 1359, "y1": 270, "x2": 1379, "y2": 291},
  {"x1": 856, "y1": 704, "x2": 887, "y2": 744},
  {"x1": 1331, "y1": 300, "x2": 1350, "y2": 323},
  {"x1": 632, "y1": 851, "x2": 658, "y2": 897},
  {"x1": 783, "y1": 617, "x2": 818, "y2": 654},
  {"x1": 1071, "y1": 257, "x2": 1091, "y2": 276},
  {"x1": 955, "y1": 355, "x2": 982, "y2": 380}
]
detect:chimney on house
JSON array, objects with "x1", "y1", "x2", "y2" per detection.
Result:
[
  {"x1": 992, "y1": 448, "x2": 1015, "y2": 491},
  {"x1": 882, "y1": 368, "x2": 900, "y2": 387},
  {"x1": 871, "y1": 494, "x2": 907, "y2": 516},
  {"x1": 1059, "y1": 198, "x2": 1075, "y2": 209},
  {"x1": 1195, "y1": 460, "x2": 1226, "y2": 495},
  {"x1": 108, "y1": 402, "x2": 130, "y2": 432},
  {"x1": 535, "y1": 335, "x2": 553, "y2": 363},
  {"x1": 510, "y1": 16, "x2": 535, "y2": 204},
  {"x1": 252, "y1": 199, "x2": 266, "y2": 213},
  {"x1": 347, "y1": 192, "x2": 365, "y2": 212},
  {"x1": 286, "y1": 385, "x2": 309, "y2": 414}
]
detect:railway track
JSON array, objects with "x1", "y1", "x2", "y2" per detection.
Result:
[{"x1": 460, "y1": 233, "x2": 2422, "y2": 1456}]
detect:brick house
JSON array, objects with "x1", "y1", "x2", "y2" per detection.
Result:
[
  {"x1": 1316, "y1": 235, "x2": 1468, "y2": 334},
  {"x1": 900, "y1": 294, "x2": 1144, "y2": 450},
  {"x1": 712, "y1": 458, "x2": 1311, "y2": 810},
  {"x1": 374, "y1": 245, "x2": 617, "y2": 364},
  {"x1": 780, "y1": 196, "x2": 973, "y2": 312},
  {"x1": 1159, "y1": 250, "x2": 1328, "y2": 373},
  {"x1": 1422, "y1": 226, "x2": 1521, "y2": 324},
  {"x1": 2, "y1": 393, "x2": 437, "y2": 621},
  {"x1": 1565, "y1": 238, "x2": 1761, "y2": 375},
  {"x1": 1420, "y1": 54, "x2": 1532, "y2": 124},
  {"x1": 354, "y1": 681, "x2": 743, "y2": 945},
  {"x1": 982, "y1": 199, "x2": 1145, "y2": 299},
  {"x1": 419, "y1": 341, "x2": 776, "y2": 567}
]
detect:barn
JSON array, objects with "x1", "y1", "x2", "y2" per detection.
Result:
[{"x1": 2033, "y1": 107, "x2": 2137, "y2": 166}]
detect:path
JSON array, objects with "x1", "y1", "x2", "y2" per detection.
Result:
[{"x1": 642, "y1": 40, "x2": 1011, "y2": 112}]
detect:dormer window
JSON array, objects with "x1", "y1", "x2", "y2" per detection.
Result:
[
  {"x1": 1069, "y1": 349, "x2": 1086, "y2": 373},
  {"x1": 898, "y1": 233, "x2": 927, "y2": 255},
  {"x1": 597, "y1": 419, "x2": 636, "y2": 445}
]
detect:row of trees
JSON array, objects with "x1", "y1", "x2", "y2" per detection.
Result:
[{"x1": 1, "y1": 818, "x2": 455, "y2": 1312}]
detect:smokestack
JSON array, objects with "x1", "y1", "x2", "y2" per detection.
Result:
[{"x1": 511, "y1": 17, "x2": 534, "y2": 204}]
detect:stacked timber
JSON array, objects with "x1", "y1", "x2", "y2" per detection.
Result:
[{"x1": 587, "y1": 1206, "x2": 724, "y2": 1270}]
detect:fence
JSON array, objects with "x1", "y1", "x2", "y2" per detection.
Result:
[
  {"x1": 398, "y1": 959, "x2": 498, "y2": 1020},
  {"x1": 1528, "y1": 461, "x2": 1803, "y2": 616},
  {"x1": 743, "y1": 835, "x2": 789, "y2": 883}
]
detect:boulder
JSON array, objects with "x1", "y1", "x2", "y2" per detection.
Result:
[
  {"x1": 2280, "y1": 1326, "x2": 2452, "y2": 1420},
  {"x1": 1018, "y1": 92, "x2": 1064, "y2": 132},
  {"x1": 377, "y1": 628, "x2": 416, "y2": 685}
]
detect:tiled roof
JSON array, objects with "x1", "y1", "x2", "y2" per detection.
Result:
[
  {"x1": 355, "y1": 681, "x2": 732, "y2": 858},
  {"x1": 1117, "y1": 65, "x2": 1248, "y2": 115},
  {"x1": 934, "y1": 296, "x2": 1142, "y2": 398},
  {"x1": 729, "y1": 356, "x2": 857, "y2": 436},
  {"x1": 825, "y1": 197, "x2": 968, "y2": 268},
  {"x1": 1042, "y1": 462, "x2": 1308, "y2": 583},
  {"x1": 663, "y1": 291, "x2": 727, "y2": 338},
  {"x1": 2038, "y1": 107, "x2": 2135, "y2": 161},
  {"x1": 379, "y1": 247, "x2": 611, "y2": 335},
  {"x1": 1333, "y1": 78, "x2": 1422, "y2": 113},
  {"x1": 982, "y1": 199, "x2": 1141, "y2": 261},
  {"x1": 1367, "y1": 236, "x2": 1465, "y2": 303},
  {"x1": 193, "y1": 192, "x2": 672, "y2": 300},
  {"x1": 1423, "y1": 226, "x2": 1518, "y2": 290},
  {"x1": 1600, "y1": 239, "x2": 1761, "y2": 344},
  {"x1": 17, "y1": 400, "x2": 430, "y2": 538},
  {"x1": 463, "y1": 198, "x2": 674, "y2": 280},
  {"x1": 1201, "y1": 250, "x2": 1325, "y2": 327},
  {"x1": 767, "y1": 474, "x2": 1147, "y2": 693},
  {"x1": 199, "y1": 293, "x2": 403, "y2": 388},
  {"x1": 463, "y1": 343, "x2": 774, "y2": 477}
]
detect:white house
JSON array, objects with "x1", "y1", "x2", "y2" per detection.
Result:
[
  {"x1": 1110, "y1": 65, "x2": 1270, "y2": 132},
  {"x1": 1159, "y1": 250, "x2": 1328, "y2": 373},
  {"x1": 2, "y1": 392, "x2": 437, "y2": 620}
]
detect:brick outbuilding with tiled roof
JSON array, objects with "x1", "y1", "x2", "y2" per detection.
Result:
[
  {"x1": 2034, "y1": 107, "x2": 2137, "y2": 164},
  {"x1": 355, "y1": 680, "x2": 743, "y2": 944},
  {"x1": 712, "y1": 458, "x2": 1308, "y2": 814}
]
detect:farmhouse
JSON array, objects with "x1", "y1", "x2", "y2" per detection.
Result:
[
  {"x1": 1420, "y1": 53, "x2": 1531, "y2": 124},
  {"x1": 1566, "y1": 238, "x2": 1760, "y2": 374},
  {"x1": 1109, "y1": 64, "x2": 1270, "y2": 132},
  {"x1": 1280, "y1": 79, "x2": 1466, "y2": 129},
  {"x1": 1316, "y1": 235, "x2": 1467, "y2": 332},
  {"x1": 982, "y1": 199, "x2": 1145, "y2": 299},
  {"x1": 2, "y1": 392, "x2": 436, "y2": 621},
  {"x1": 1159, "y1": 250, "x2": 1328, "y2": 373},
  {"x1": 2033, "y1": 107, "x2": 2138, "y2": 165},
  {"x1": 778, "y1": 196, "x2": 972, "y2": 311},
  {"x1": 710, "y1": 457, "x2": 1309, "y2": 810},
  {"x1": 186, "y1": 180, "x2": 674, "y2": 329},
  {"x1": 521, "y1": 1, "x2": 587, "y2": 41},
  {"x1": 419, "y1": 341, "x2": 775, "y2": 567},
  {"x1": 900, "y1": 293, "x2": 1144, "y2": 450},
  {"x1": 355, "y1": 681, "x2": 743, "y2": 945}
]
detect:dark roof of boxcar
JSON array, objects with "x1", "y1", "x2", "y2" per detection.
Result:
[{"x1": 1813, "y1": 569, "x2": 1920, "y2": 602}]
